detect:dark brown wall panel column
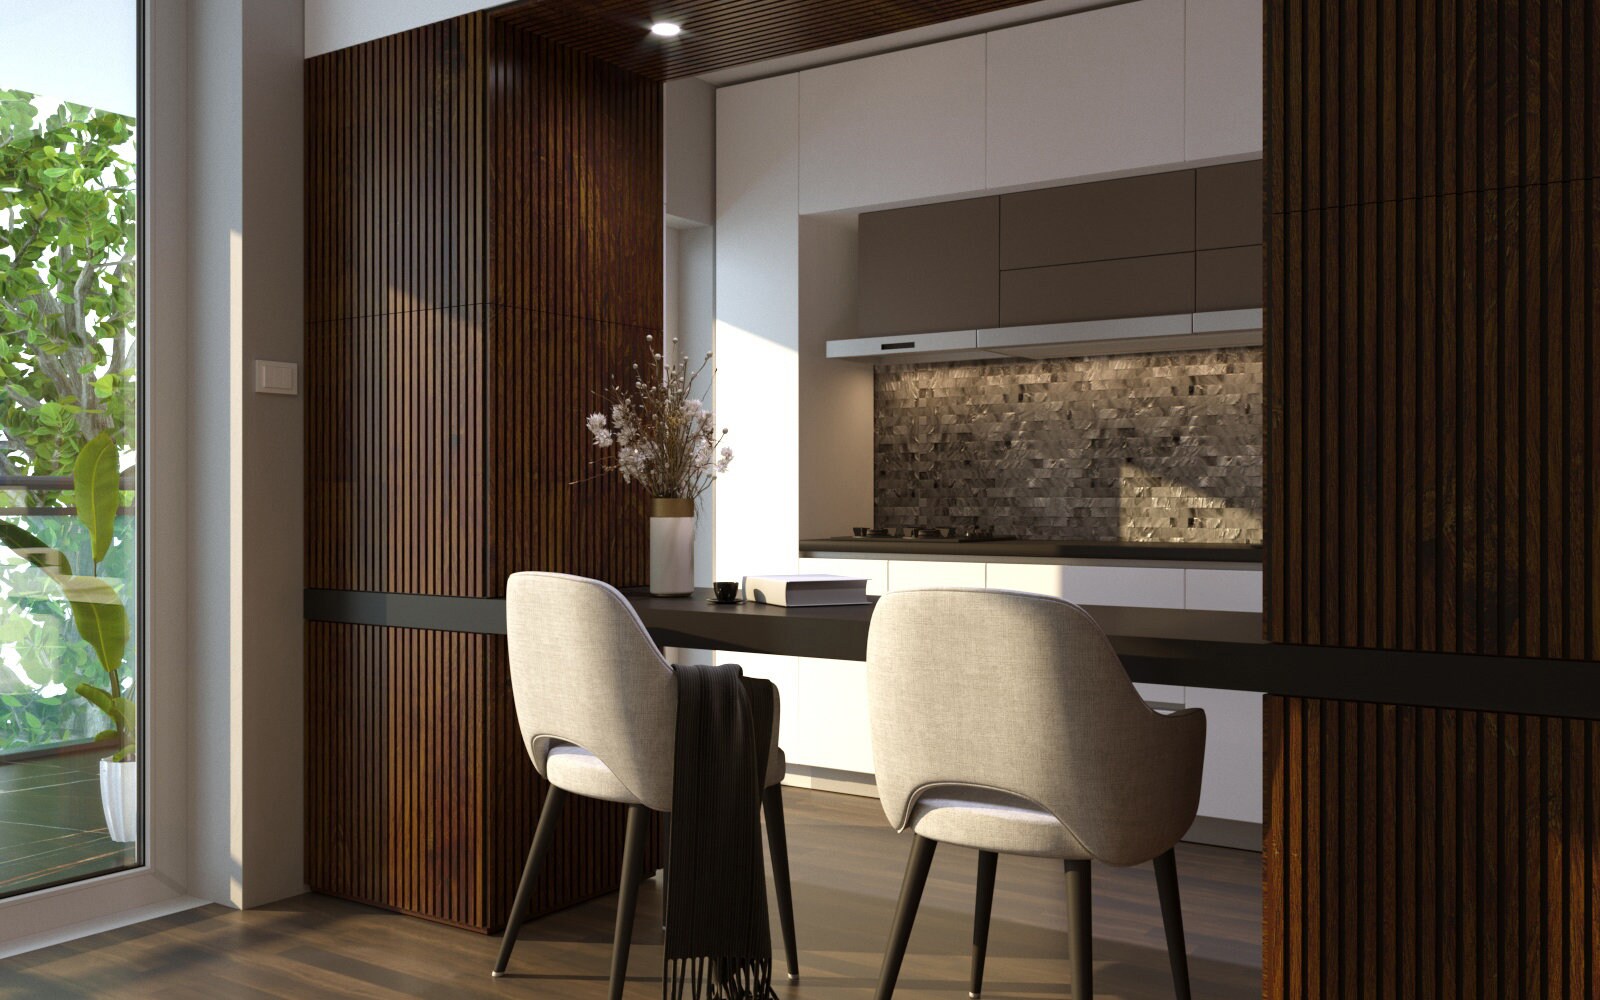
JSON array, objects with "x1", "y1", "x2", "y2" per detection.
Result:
[
  {"x1": 305, "y1": 13, "x2": 660, "y2": 930},
  {"x1": 1265, "y1": 695, "x2": 1600, "y2": 999},
  {"x1": 1266, "y1": 0, "x2": 1600, "y2": 660}
]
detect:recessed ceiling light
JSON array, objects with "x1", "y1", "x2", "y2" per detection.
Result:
[{"x1": 650, "y1": 21, "x2": 682, "y2": 38}]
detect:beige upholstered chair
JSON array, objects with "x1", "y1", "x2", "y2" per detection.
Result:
[
  {"x1": 866, "y1": 588, "x2": 1206, "y2": 1000},
  {"x1": 493, "y1": 571, "x2": 797, "y2": 998}
]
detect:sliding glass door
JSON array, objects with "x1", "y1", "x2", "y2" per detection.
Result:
[{"x1": 0, "y1": 0, "x2": 141, "y2": 899}]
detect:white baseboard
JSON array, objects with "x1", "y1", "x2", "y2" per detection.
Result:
[
  {"x1": 0, "y1": 895, "x2": 208, "y2": 960},
  {"x1": 1183, "y1": 816, "x2": 1262, "y2": 852},
  {"x1": 781, "y1": 764, "x2": 878, "y2": 797}
]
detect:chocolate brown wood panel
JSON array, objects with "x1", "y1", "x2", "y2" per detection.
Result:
[
  {"x1": 488, "y1": 25, "x2": 662, "y2": 329},
  {"x1": 305, "y1": 14, "x2": 660, "y2": 930},
  {"x1": 1265, "y1": 179, "x2": 1600, "y2": 657},
  {"x1": 1267, "y1": 0, "x2": 1600, "y2": 215},
  {"x1": 491, "y1": 0, "x2": 1040, "y2": 81},
  {"x1": 306, "y1": 623, "x2": 658, "y2": 932},
  {"x1": 1265, "y1": 695, "x2": 1600, "y2": 999}
]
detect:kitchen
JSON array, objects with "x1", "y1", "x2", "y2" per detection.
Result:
[{"x1": 660, "y1": 0, "x2": 1268, "y2": 850}]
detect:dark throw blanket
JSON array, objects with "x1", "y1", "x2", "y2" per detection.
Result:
[{"x1": 665, "y1": 664, "x2": 778, "y2": 1000}]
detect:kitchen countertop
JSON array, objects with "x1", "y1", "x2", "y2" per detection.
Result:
[{"x1": 799, "y1": 537, "x2": 1263, "y2": 563}]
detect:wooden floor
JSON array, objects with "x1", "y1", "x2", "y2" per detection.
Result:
[
  {"x1": 0, "y1": 752, "x2": 134, "y2": 899},
  {"x1": 0, "y1": 788, "x2": 1261, "y2": 999}
]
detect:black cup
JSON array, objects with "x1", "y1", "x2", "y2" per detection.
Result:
[{"x1": 712, "y1": 581, "x2": 739, "y2": 603}]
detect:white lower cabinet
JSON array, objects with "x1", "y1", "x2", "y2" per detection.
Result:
[
  {"x1": 795, "y1": 556, "x2": 889, "y2": 595},
  {"x1": 732, "y1": 651, "x2": 876, "y2": 777},
  {"x1": 1185, "y1": 686, "x2": 1264, "y2": 825},
  {"x1": 1184, "y1": 567, "x2": 1264, "y2": 612},
  {"x1": 885, "y1": 559, "x2": 987, "y2": 591}
]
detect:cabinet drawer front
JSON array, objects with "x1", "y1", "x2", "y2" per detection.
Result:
[
  {"x1": 985, "y1": 562, "x2": 1185, "y2": 608},
  {"x1": 1184, "y1": 567, "x2": 1263, "y2": 612},
  {"x1": 886, "y1": 560, "x2": 987, "y2": 591},
  {"x1": 1195, "y1": 245, "x2": 1263, "y2": 312},
  {"x1": 858, "y1": 197, "x2": 999, "y2": 336},
  {"x1": 999, "y1": 252, "x2": 1196, "y2": 326},
  {"x1": 798, "y1": 557, "x2": 889, "y2": 596},
  {"x1": 1196, "y1": 159, "x2": 1263, "y2": 249},
  {"x1": 999, "y1": 170, "x2": 1196, "y2": 270}
]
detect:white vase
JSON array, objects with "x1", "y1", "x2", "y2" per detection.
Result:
[
  {"x1": 99, "y1": 757, "x2": 138, "y2": 844},
  {"x1": 650, "y1": 497, "x2": 695, "y2": 596}
]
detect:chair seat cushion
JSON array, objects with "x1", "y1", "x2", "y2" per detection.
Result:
[
  {"x1": 545, "y1": 743, "x2": 787, "y2": 807},
  {"x1": 908, "y1": 787, "x2": 1091, "y2": 859}
]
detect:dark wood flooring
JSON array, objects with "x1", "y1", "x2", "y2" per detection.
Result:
[
  {"x1": 0, "y1": 788, "x2": 1261, "y2": 998},
  {"x1": 0, "y1": 752, "x2": 134, "y2": 899}
]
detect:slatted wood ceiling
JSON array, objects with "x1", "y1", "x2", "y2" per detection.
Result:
[
  {"x1": 304, "y1": 14, "x2": 659, "y2": 930},
  {"x1": 491, "y1": 0, "x2": 1043, "y2": 80},
  {"x1": 1264, "y1": 0, "x2": 1600, "y2": 658},
  {"x1": 1265, "y1": 695, "x2": 1600, "y2": 1000}
]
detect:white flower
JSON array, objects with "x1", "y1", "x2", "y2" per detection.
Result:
[
  {"x1": 682, "y1": 398, "x2": 703, "y2": 417},
  {"x1": 585, "y1": 412, "x2": 611, "y2": 446},
  {"x1": 716, "y1": 445, "x2": 733, "y2": 474}
]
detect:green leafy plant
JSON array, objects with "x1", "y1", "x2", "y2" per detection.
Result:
[
  {"x1": 0, "y1": 431, "x2": 134, "y2": 760},
  {"x1": 0, "y1": 89, "x2": 137, "y2": 488}
]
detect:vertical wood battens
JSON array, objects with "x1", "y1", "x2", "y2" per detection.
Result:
[
  {"x1": 1265, "y1": 696, "x2": 1600, "y2": 998},
  {"x1": 1266, "y1": 0, "x2": 1600, "y2": 657},
  {"x1": 305, "y1": 15, "x2": 664, "y2": 931}
]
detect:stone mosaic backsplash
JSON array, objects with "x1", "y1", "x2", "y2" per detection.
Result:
[{"x1": 874, "y1": 348, "x2": 1263, "y2": 544}]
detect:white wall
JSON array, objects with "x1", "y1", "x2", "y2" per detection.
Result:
[
  {"x1": 188, "y1": 0, "x2": 306, "y2": 910},
  {"x1": 713, "y1": 75, "x2": 800, "y2": 581},
  {"x1": 304, "y1": 0, "x2": 500, "y2": 56}
]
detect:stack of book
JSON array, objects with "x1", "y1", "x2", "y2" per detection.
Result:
[{"x1": 743, "y1": 574, "x2": 872, "y2": 607}]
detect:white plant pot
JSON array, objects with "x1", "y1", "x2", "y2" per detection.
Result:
[
  {"x1": 649, "y1": 498, "x2": 695, "y2": 596},
  {"x1": 99, "y1": 757, "x2": 138, "y2": 844}
]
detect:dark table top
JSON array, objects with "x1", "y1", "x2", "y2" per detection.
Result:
[
  {"x1": 798, "y1": 538, "x2": 1264, "y2": 562},
  {"x1": 304, "y1": 587, "x2": 1600, "y2": 719}
]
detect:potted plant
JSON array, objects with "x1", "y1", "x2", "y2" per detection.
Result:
[
  {"x1": 0, "y1": 432, "x2": 137, "y2": 842},
  {"x1": 584, "y1": 338, "x2": 732, "y2": 596}
]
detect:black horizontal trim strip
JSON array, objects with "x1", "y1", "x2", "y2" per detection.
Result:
[{"x1": 306, "y1": 589, "x2": 509, "y2": 634}]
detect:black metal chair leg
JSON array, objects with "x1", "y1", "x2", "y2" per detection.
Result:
[
  {"x1": 970, "y1": 850, "x2": 998, "y2": 998},
  {"x1": 874, "y1": 834, "x2": 938, "y2": 1000},
  {"x1": 762, "y1": 784, "x2": 801, "y2": 981},
  {"x1": 607, "y1": 805, "x2": 651, "y2": 1000},
  {"x1": 492, "y1": 786, "x2": 567, "y2": 977},
  {"x1": 1154, "y1": 848, "x2": 1192, "y2": 1000},
  {"x1": 1064, "y1": 859, "x2": 1093, "y2": 1000}
]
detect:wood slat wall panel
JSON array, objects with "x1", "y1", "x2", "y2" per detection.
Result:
[
  {"x1": 306, "y1": 624, "x2": 653, "y2": 931},
  {"x1": 1268, "y1": 0, "x2": 1600, "y2": 215},
  {"x1": 1264, "y1": 695, "x2": 1600, "y2": 999},
  {"x1": 1264, "y1": 179, "x2": 1599, "y2": 657},
  {"x1": 304, "y1": 15, "x2": 663, "y2": 930}
]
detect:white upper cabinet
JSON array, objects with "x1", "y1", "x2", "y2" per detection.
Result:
[
  {"x1": 799, "y1": 35, "x2": 987, "y2": 214},
  {"x1": 985, "y1": 0, "x2": 1186, "y2": 190},
  {"x1": 1185, "y1": 0, "x2": 1265, "y2": 161}
]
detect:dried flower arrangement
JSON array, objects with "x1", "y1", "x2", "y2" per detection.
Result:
[{"x1": 584, "y1": 336, "x2": 732, "y2": 506}]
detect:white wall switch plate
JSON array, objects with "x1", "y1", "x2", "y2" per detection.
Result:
[{"x1": 254, "y1": 360, "x2": 298, "y2": 396}]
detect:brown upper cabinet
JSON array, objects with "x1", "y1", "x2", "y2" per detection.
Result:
[
  {"x1": 855, "y1": 159, "x2": 1262, "y2": 337},
  {"x1": 857, "y1": 197, "x2": 1000, "y2": 337},
  {"x1": 1196, "y1": 160, "x2": 1263, "y2": 249},
  {"x1": 999, "y1": 171, "x2": 1196, "y2": 270}
]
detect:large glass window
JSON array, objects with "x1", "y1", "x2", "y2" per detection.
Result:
[{"x1": 0, "y1": 0, "x2": 141, "y2": 897}]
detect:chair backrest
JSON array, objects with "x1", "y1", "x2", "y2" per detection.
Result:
[
  {"x1": 505, "y1": 571, "x2": 677, "y2": 811},
  {"x1": 866, "y1": 588, "x2": 1204, "y2": 865}
]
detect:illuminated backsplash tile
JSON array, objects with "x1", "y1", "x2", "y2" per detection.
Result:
[{"x1": 874, "y1": 348, "x2": 1263, "y2": 544}]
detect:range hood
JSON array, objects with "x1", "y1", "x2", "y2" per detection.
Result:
[{"x1": 825, "y1": 309, "x2": 1263, "y2": 364}]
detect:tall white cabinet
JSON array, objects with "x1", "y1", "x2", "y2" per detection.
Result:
[{"x1": 985, "y1": 0, "x2": 1188, "y2": 188}]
